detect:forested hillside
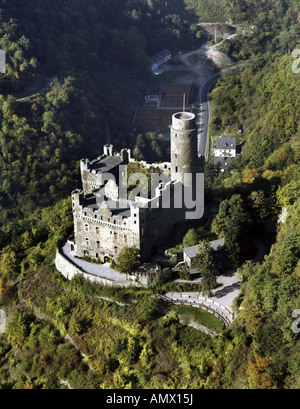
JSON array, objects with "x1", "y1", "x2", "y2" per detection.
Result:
[
  {"x1": 0, "y1": 0, "x2": 202, "y2": 222},
  {"x1": 0, "y1": 0, "x2": 299, "y2": 390}
]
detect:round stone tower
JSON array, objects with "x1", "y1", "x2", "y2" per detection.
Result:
[{"x1": 170, "y1": 112, "x2": 197, "y2": 186}]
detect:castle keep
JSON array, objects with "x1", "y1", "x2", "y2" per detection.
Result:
[{"x1": 69, "y1": 111, "x2": 203, "y2": 262}]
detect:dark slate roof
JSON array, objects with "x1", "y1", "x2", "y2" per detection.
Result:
[
  {"x1": 151, "y1": 49, "x2": 171, "y2": 63},
  {"x1": 183, "y1": 239, "x2": 225, "y2": 259},
  {"x1": 213, "y1": 156, "x2": 233, "y2": 170},
  {"x1": 216, "y1": 137, "x2": 236, "y2": 150},
  {"x1": 89, "y1": 155, "x2": 123, "y2": 173},
  {"x1": 82, "y1": 193, "x2": 131, "y2": 217}
]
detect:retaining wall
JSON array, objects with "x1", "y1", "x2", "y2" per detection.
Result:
[
  {"x1": 156, "y1": 293, "x2": 233, "y2": 328},
  {"x1": 55, "y1": 248, "x2": 135, "y2": 288}
]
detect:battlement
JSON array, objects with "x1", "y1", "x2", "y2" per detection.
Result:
[
  {"x1": 71, "y1": 110, "x2": 203, "y2": 263},
  {"x1": 172, "y1": 112, "x2": 196, "y2": 130}
]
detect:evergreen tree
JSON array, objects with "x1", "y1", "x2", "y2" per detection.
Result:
[{"x1": 195, "y1": 239, "x2": 218, "y2": 296}]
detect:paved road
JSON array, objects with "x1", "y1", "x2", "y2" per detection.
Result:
[
  {"x1": 197, "y1": 72, "x2": 222, "y2": 157},
  {"x1": 173, "y1": 270, "x2": 240, "y2": 314},
  {"x1": 16, "y1": 75, "x2": 56, "y2": 101},
  {"x1": 176, "y1": 39, "x2": 240, "y2": 159},
  {"x1": 197, "y1": 66, "x2": 241, "y2": 157},
  {"x1": 61, "y1": 242, "x2": 128, "y2": 282}
]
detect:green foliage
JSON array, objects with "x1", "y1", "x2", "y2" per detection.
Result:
[
  {"x1": 131, "y1": 132, "x2": 166, "y2": 163},
  {"x1": 174, "y1": 305, "x2": 224, "y2": 332},
  {"x1": 195, "y1": 239, "x2": 218, "y2": 295},
  {"x1": 0, "y1": 0, "x2": 204, "y2": 223},
  {"x1": 182, "y1": 228, "x2": 199, "y2": 247},
  {"x1": 185, "y1": 0, "x2": 229, "y2": 22},
  {"x1": 0, "y1": 0, "x2": 299, "y2": 391},
  {"x1": 212, "y1": 195, "x2": 251, "y2": 267},
  {"x1": 116, "y1": 246, "x2": 140, "y2": 274},
  {"x1": 210, "y1": 55, "x2": 299, "y2": 170}
]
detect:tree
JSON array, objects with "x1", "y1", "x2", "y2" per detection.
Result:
[
  {"x1": 116, "y1": 246, "x2": 140, "y2": 274},
  {"x1": 246, "y1": 355, "x2": 277, "y2": 389},
  {"x1": 212, "y1": 195, "x2": 251, "y2": 267},
  {"x1": 247, "y1": 190, "x2": 270, "y2": 220},
  {"x1": 183, "y1": 228, "x2": 199, "y2": 247},
  {"x1": 195, "y1": 239, "x2": 218, "y2": 296},
  {"x1": 0, "y1": 277, "x2": 4, "y2": 299},
  {"x1": 0, "y1": 247, "x2": 19, "y2": 278},
  {"x1": 277, "y1": 179, "x2": 300, "y2": 207}
]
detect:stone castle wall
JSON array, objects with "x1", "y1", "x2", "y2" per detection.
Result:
[
  {"x1": 72, "y1": 201, "x2": 141, "y2": 261},
  {"x1": 54, "y1": 248, "x2": 153, "y2": 287},
  {"x1": 71, "y1": 111, "x2": 203, "y2": 263}
]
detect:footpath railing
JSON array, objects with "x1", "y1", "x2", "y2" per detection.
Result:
[{"x1": 155, "y1": 292, "x2": 233, "y2": 329}]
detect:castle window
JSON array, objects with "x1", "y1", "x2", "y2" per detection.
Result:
[
  {"x1": 85, "y1": 224, "x2": 89, "y2": 232},
  {"x1": 114, "y1": 232, "x2": 118, "y2": 240},
  {"x1": 124, "y1": 235, "x2": 127, "y2": 243},
  {"x1": 97, "y1": 241, "x2": 100, "y2": 249},
  {"x1": 114, "y1": 246, "x2": 118, "y2": 254},
  {"x1": 96, "y1": 227, "x2": 100, "y2": 234},
  {"x1": 174, "y1": 153, "x2": 177, "y2": 159},
  {"x1": 175, "y1": 166, "x2": 178, "y2": 173},
  {"x1": 85, "y1": 238, "x2": 90, "y2": 246}
]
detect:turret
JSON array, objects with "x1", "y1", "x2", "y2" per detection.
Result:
[
  {"x1": 80, "y1": 158, "x2": 90, "y2": 172},
  {"x1": 170, "y1": 112, "x2": 197, "y2": 187},
  {"x1": 120, "y1": 148, "x2": 131, "y2": 163},
  {"x1": 103, "y1": 144, "x2": 113, "y2": 156}
]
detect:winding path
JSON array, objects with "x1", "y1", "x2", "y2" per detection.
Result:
[
  {"x1": 176, "y1": 36, "x2": 238, "y2": 158},
  {"x1": 15, "y1": 74, "x2": 56, "y2": 101}
]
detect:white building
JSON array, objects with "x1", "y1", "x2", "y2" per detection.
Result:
[{"x1": 213, "y1": 137, "x2": 237, "y2": 171}]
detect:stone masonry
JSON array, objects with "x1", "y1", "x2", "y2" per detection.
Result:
[{"x1": 69, "y1": 111, "x2": 203, "y2": 263}]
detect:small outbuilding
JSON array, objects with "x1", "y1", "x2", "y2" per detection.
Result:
[
  {"x1": 151, "y1": 49, "x2": 171, "y2": 72},
  {"x1": 183, "y1": 238, "x2": 225, "y2": 269}
]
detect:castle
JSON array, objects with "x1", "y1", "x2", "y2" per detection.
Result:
[{"x1": 69, "y1": 111, "x2": 204, "y2": 263}]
